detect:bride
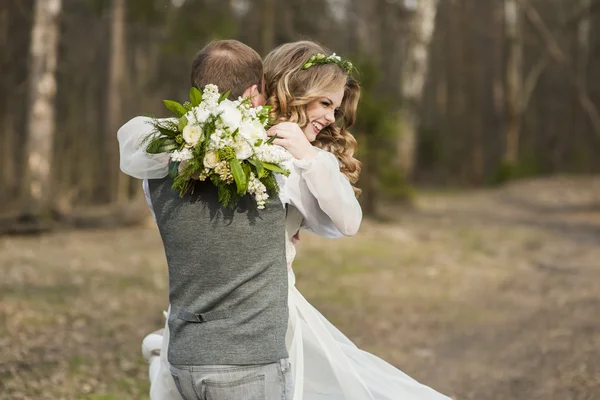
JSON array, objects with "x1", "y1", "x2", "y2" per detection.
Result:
[{"x1": 121, "y1": 41, "x2": 450, "y2": 400}]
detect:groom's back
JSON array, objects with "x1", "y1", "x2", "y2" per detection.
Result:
[{"x1": 148, "y1": 177, "x2": 288, "y2": 366}]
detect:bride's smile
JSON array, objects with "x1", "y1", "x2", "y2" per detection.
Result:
[{"x1": 303, "y1": 89, "x2": 344, "y2": 142}]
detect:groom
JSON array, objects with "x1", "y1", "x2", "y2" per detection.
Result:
[{"x1": 132, "y1": 40, "x2": 293, "y2": 400}]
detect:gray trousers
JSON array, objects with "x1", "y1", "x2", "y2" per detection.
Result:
[{"x1": 170, "y1": 359, "x2": 294, "y2": 400}]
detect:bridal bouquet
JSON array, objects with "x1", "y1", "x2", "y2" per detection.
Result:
[{"x1": 144, "y1": 84, "x2": 290, "y2": 209}]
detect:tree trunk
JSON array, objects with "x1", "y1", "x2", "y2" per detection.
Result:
[
  {"x1": 21, "y1": 0, "x2": 62, "y2": 221},
  {"x1": 503, "y1": 0, "x2": 523, "y2": 165},
  {"x1": 468, "y1": 0, "x2": 485, "y2": 184},
  {"x1": 260, "y1": 0, "x2": 275, "y2": 56},
  {"x1": 0, "y1": 3, "x2": 13, "y2": 210},
  {"x1": 1, "y1": 110, "x2": 16, "y2": 211},
  {"x1": 572, "y1": 0, "x2": 591, "y2": 168},
  {"x1": 397, "y1": 0, "x2": 438, "y2": 179},
  {"x1": 106, "y1": 0, "x2": 129, "y2": 203}
]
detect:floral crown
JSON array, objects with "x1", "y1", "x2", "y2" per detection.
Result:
[{"x1": 301, "y1": 53, "x2": 355, "y2": 74}]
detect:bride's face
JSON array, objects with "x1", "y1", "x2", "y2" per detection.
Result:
[{"x1": 303, "y1": 86, "x2": 345, "y2": 142}]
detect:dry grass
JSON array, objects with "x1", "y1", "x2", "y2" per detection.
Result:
[{"x1": 1, "y1": 176, "x2": 600, "y2": 399}]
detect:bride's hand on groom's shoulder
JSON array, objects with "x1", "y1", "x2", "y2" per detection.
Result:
[{"x1": 267, "y1": 122, "x2": 317, "y2": 161}]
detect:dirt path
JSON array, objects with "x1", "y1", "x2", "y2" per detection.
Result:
[
  {"x1": 400, "y1": 178, "x2": 600, "y2": 400},
  {"x1": 1, "y1": 176, "x2": 599, "y2": 399}
]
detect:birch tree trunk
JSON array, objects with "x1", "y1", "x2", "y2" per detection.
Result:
[
  {"x1": 397, "y1": 0, "x2": 438, "y2": 179},
  {"x1": 503, "y1": 0, "x2": 523, "y2": 165},
  {"x1": 21, "y1": 0, "x2": 62, "y2": 219},
  {"x1": 106, "y1": 0, "x2": 128, "y2": 203}
]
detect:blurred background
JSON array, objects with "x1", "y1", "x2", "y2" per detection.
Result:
[{"x1": 1, "y1": 0, "x2": 600, "y2": 399}]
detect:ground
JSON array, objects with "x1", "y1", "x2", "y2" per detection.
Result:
[{"x1": 1, "y1": 176, "x2": 599, "y2": 400}]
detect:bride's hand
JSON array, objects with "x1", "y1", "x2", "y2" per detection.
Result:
[{"x1": 267, "y1": 122, "x2": 318, "y2": 160}]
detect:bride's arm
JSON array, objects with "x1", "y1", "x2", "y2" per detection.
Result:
[
  {"x1": 286, "y1": 148, "x2": 362, "y2": 238},
  {"x1": 117, "y1": 116, "x2": 172, "y2": 179}
]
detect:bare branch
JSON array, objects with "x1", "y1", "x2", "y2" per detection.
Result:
[
  {"x1": 563, "y1": 0, "x2": 600, "y2": 29},
  {"x1": 520, "y1": 2, "x2": 565, "y2": 64},
  {"x1": 575, "y1": 80, "x2": 600, "y2": 137},
  {"x1": 520, "y1": 54, "x2": 549, "y2": 112},
  {"x1": 518, "y1": 0, "x2": 600, "y2": 137}
]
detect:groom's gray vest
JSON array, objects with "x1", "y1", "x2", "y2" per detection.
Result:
[{"x1": 148, "y1": 177, "x2": 289, "y2": 366}]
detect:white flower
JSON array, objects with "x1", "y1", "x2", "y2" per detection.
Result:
[
  {"x1": 171, "y1": 148, "x2": 193, "y2": 162},
  {"x1": 182, "y1": 124, "x2": 204, "y2": 146},
  {"x1": 233, "y1": 139, "x2": 253, "y2": 160},
  {"x1": 218, "y1": 99, "x2": 243, "y2": 131},
  {"x1": 239, "y1": 120, "x2": 267, "y2": 143},
  {"x1": 203, "y1": 84, "x2": 220, "y2": 103},
  {"x1": 247, "y1": 173, "x2": 269, "y2": 209},
  {"x1": 203, "y1": 151, "x2": 220, "y2": 169},
  {"x1": 255, "y1": 144, "x2": 292, "y2": 164},
  {"x1": 186, "y1": 107, "x2": 210, "y2": 125}
]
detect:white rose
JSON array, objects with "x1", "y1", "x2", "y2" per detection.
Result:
[
  {"x1": 182, "y1": 124, "x2": 204, "y2": 146},
  {"x1": 233, "y1": 139, "x2": 253, "y2": 160},
  {"x1": 218, "y1": 100, "x2": 243, "y2": 130},
  {"x1": 203, "y1": 151, "x2": 220, "y2": 169},
  {"x1": 239, "y1": 120, "x2": 267, "y2": 143}
]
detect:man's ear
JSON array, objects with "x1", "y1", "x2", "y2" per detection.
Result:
[
  {"x1": 242, "y1": 85, "x2": 254, "y2": 100},
  {"x1": 242, "y1": 84, "x2": 261, "y2": 108}
]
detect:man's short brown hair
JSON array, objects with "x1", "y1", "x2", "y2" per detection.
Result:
[{"x1": 190, "y1": 40, "x2": 263, "y2": 100}]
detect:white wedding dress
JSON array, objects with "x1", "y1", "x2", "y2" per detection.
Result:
[
  {"x1": 119, "y1": 116, "x2": 451, "y2": 399},
  {"x1": 142, "y1": 206, "x2": 450, "y2": 400}
]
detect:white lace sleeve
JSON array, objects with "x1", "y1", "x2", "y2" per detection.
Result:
[
  {"x1": 286, "y1": 148, "x2": 362, "y2": 238},
  {"x1": 142, "y1": 179, "x2": 157, "y2": 222},
  {"x1": 117, "y1": 116, "x2": 171, "y2": 179}
]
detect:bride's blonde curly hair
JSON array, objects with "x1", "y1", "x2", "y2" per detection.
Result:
[{"x1": 263, "y1": 41, "x2": 361, "y2": 195}]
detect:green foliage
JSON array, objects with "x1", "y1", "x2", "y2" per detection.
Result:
[
  {"x1": 262, "y1": 162, "x2": 289, "y2": 176},
  {"x1": 219, "y1": 90, "x2": 232, "y2": 103},
  {"x1": 248, "y1": 158, "x2": 266, "y2": 179},
  {"x1": 379, "y1": 168, "x2": 416, "y2": 202},
  {"x1": 492, "y1": 150, "x2": 542, "y2": 184},
  {"x1": 218, "y1": 184, "x2": 236, "y2": 208},
  {"x1": 260, "y1": 173, "x2": 280, "y2": 198},
  {"x1": 417, "y1": 125, "x2": 443, "y2": 170},
  {"x1": 142, "y1": 85, "x2": 286, "y2": 210},
  {"x1": 302, "y1": 53, "x2": 355, "y2": 74},
  {"x1": 158, "y1": 119, "x2": 180, "y2": 133},
  {"x1": 83, "y1": 0, "x2": 110, "y2": 16},
  {"x1": 178, "y1": 115, "x2": 188, "y2": 132},
  {"x1": 163, "y1": 100, "x2": 187, "y2": 117},
  {"x1": 218, "y1": 147, "x2": 236, "y2": 161},
  {"x1": 168, "y1": 161, "x2": 180, "y2": 180},
  {"x1": 143, "y1": 119, "x2": 182, "y2": 154},
  {"x1": 258, "y1": 106, "x2": 273, "y2": 125},
  {"x1": 190, "y1": 87, "x2": 202, "y2": 107},
  {"x1": 492, "y1": 158, "x2": 541, "y2": 185},
  {"x1": 172, "y1": 172, "x2": 194, "y2": 196},
  {"x1": 352, "y1": 58, "x2": 415, "y2": 203},
  {"x1": 156, "y1": 125, "x2": 179, "y2": 139},
  {"x1": 145, "y1": 135, "x2": 178, "y2": 154},
  {"x1": 229, "y1": 159, "x2": 247, "y2": 195}
]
